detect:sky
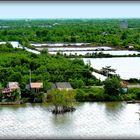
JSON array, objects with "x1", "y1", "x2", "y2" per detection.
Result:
[{"x1": 0, "y1": 1, "x2": 140, "y2": 19}]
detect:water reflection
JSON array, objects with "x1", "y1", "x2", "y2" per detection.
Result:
[
  {"x1": 104, "y1": 102, "x2": 125, "y2": 113},
  {"x1": 51, "y1": 113, "x2": 73, "y2": 126}
]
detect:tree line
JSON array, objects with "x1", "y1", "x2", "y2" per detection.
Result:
[
  {"x1": 0, "y1": 44, "x2": 101, "y2": 93},
  {"x1": 1, "y1": 19, "x2": 140, "y2": 50}
]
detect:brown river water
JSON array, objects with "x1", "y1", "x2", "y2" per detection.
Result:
[{"x1": 0, "y1": 102, "x2": 140, "y2": 139}]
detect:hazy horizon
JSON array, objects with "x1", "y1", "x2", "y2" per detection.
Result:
[
  {"x1": 0, "y1": 2, "x2": 140, "y2": 19},
  {"x1": 1, "y1": 17, "x2": 140, "y2": 20}
]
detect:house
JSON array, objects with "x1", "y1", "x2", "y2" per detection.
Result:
[
  {"x1": 120, "y1": 81, "x2": 128, "y2": 93},
  {"x1": 119, "y1": 20, "x2": 128, "y2": 29},
  {"x1": 2, "y1": 88, "x2": 12, "y2": 98},
  {"x1": 52, "y1": 82, "x2": 73, "y2": 91},
  {"x1": 1, "y1": 82, "x2": 21, "y2": 102},
  {"x1": 30, "y1": 82, "x2": 43, "y2": 93},
  {"x1": 7, "y1": 82, "x2": 20, "y2": 90},
  {"x1": 8, "y1": 82, "x2": 21, "y2": 97}
]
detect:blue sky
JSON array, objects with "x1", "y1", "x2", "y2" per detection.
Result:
[{"x1": 0, "y1": 1, "x2": 140, "y2": 19}]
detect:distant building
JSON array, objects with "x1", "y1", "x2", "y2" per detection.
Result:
[
  {"x1": 2, "y1": 88, "x2": 12, "y2": 98},
  {"x1": 30, "y1": 82, "x2": 43, "y2": 93},
  {"x1": 120, "y1": 81, "x2": 128, "y2": 93},
  {"x1": 119, "y1": 20, "x2": 128, "y2": 29},
  {"x1": 52, "y1": 82, "x2": 73, "y2": 91},
  {"x1": 2, "y1": 82, "x2": 21, "y2": 102},
  {"x1": 7, "y1": 82, "x2": 20, "y2": 90}
]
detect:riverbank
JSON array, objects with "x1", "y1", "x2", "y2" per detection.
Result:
[
  {"x1": 22, "y1": 86, "x2": 140, "y2": 103},
  {"x1": 0, "y1": 101, "x2": 21, "y2": 105},
  {"x1": 1, "y1": 86, "x2": 140, "y2": 105}
]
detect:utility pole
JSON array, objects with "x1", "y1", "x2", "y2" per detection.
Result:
[{"x1": 29, "y1": 69, "x2": 31, "y2": 85}]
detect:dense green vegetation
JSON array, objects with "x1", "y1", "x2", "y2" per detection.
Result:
[
  {"x1": 75, "y1": 76, "x2": 140, "y2": 102},
  {"x1": 1, "y1": 19, "x2": 140, "y2": 104},
  {"x1": 104, "y1": 76, "x2": 121, "y2": 96},
  {"x1": 0, "y1": 44, "x2": 100, "y2": 98},
  {"x1": 75, "y1": 87, "x2": 140, "y2": 102},
  {"x1": 0, "y1": 45, "x2": 139, "y2": 103},
  {"x1": 75, "y1": 87, "x2": 105, "y2": 102},
  {"x1": 1, "y1": 19, "x2": 140, "y2": 50}
]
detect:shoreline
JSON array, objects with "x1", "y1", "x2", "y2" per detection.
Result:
[
  {"x1": 1, "y1": 99, "x2": 140, "y2": 106},
  {"x1": 0, "y1": 101, "x2": 21, "y2": 105}
]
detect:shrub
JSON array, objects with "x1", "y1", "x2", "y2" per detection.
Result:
[
  {"x1": 104, "y1": 76, "x2": 121, "y2": 96},
  {"x1": 128, "y1": 88, "x2": 140, "y2": 100}
]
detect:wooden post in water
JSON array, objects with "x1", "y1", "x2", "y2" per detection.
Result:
[{"x1": 29, "y1": 69, "x2": 32, "y2": 90}]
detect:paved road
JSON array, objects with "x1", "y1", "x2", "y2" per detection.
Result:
[
  {"x1": 128, "y1": 84, "x2": 140, "y2": 88},
  {"x1": 92, "y1": 85, "x2": 140, "y2": 89}
]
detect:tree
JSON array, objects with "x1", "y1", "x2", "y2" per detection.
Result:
[
  {"x1": 0, "y1": 83, "x2": 3, "y2": 90},
  {"x1": 41, "y1": 49, "x2": 49, "y2": 55},
  {"x1": 104, "y1": 75, "x2": 121, "y2": 96},
  {"x1": 48, "y1": 89, "x2": 76, "y2": 114},
  {"x1": 101, "y1": 66, "x2": 116, "y2": 77},
  {"x1": 70, "y1": 79, "x2": 85, "y2": 88},
  {"x1": 12, "y1": 89, "x2": 20, "y2": 101},
  {"x1": 121, "y1": 32, "x2": 128, "y2": 40},
  {"x1": 6, "y1": 42, "x2": 13, "y2": 48},
  {"x1": 43, "y1": 81, "x2": 51, "y2": 92}
]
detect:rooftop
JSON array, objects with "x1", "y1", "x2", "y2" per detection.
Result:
[
  {"x1": 30, "y1": 82, "x2": 43, "y2": 89},
  {"x1": 2, "y1": 88, "x2": 12, "y2": 94},
  {"x1": 54, "y1": 82, "x2": 73, "y2": 89},
  {"x1": 8, "y1": 82, "x2": 19, "y2": 89}
]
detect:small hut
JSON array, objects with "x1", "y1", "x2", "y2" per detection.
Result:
[
  {"x1": 30, "y1": 82, "x2": 43, "y2": 93},
  {"x1": 52, "y1": 82, "x2": 73, "y2": 91},
  {"x1": 7, "y1": 82, "x2": 20, "y2": 90},
  {"x1": 2, "y1": 82, "x2": 21, "y2": 101}
]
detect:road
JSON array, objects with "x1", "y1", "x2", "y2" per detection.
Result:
[{"x1": 92, "y1": 84, "x2": 140, "y2": 89}]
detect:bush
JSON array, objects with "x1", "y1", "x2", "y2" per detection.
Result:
[
  {"x1": 75, "y1": 87, "x2": 104, "y2": 102},
  {"x1": 104, "y1": 76, "x2": 121, "y2": 96},
  {"x1": 75, "y1": 89, "x2": 86, "y2": 101},
  {"x1": 122, "y1": 93, "x2": 137, "y2": 100},
  {"x1": 70, "y1": 79, "x2": 85, "y2": 89},
  {"x1": 128, "y1": 88, "x2": 140, "y2": 100}
]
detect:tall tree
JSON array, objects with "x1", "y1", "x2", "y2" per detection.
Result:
[{"x1": 104, "y1": 75, "x2": 121, "y2": 96}]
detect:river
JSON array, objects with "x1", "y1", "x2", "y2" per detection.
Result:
[{"x1": 0, "y1": 102, "x2": 140, "y2": 139}]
